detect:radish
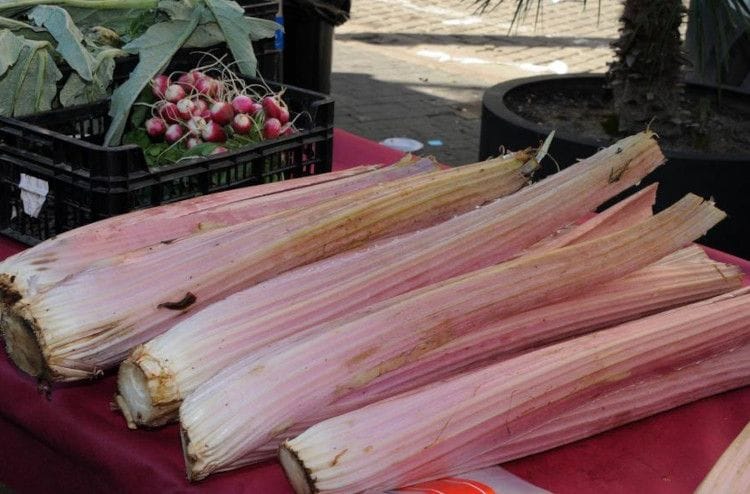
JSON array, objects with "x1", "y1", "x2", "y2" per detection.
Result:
[
  {"x1": 158, "y1": 102, "x2": 181, "y2": 124},
  {"x1": 196, "y1": 77, "x2": 219, "y2": 98},
  {"x1": 281, "y1": 124, "x2": 296, "y2": 137},
  {"x1": 186, "y1": 116, "x2": 207, "y2": 137},
  {"x1": 278, "y1": 106, "x2": 290, "y2": 125},
  {"x1": 177, "y1": 71, "x2": 204, "y2": 90},
  {"x1": 192, "y1": 98, "x2": 211, "y2": 119},
  {"x1": 164, "y1": 124, "x2": 184, "y2": 144},
  {"x1": 211, "y1": 146, "x2": 229, "y2": 155},
  {"x1": 151, "y1": 75, "x2": 170, "y2": 99},
  {"x1": 186, "y1": 137, "x2": 203, "y2": 149},
  {"x1": 201, "y1": 121, "x2": 227, "y2": 143},
  {"x1": 231, "y1": 114, "x2": 253, "y2": 135},
  {"x1": 165, "y1": 84, "x2": 186, "y2": 103},
  {"x1": 210, "y1": 102, "x2": 235, "y2": 126},
  {"x1": 176, "y1": 98, "x2": 195, "y2": 120},
  {"x1": 262, "y1": 96, "x2": 282, "y2": 120},
  {"x1": 263, "y1": 118, "x2": 282, "y2": 139},
  {"x1": 249, "y1": 101, "x2": 263, "y2": 116},
  {"x1": 145, "y1": 117, "x2": 167, "y2": 138},
  {"x1": 231, "y1": 95, "x2": 255, "y2": 114}
]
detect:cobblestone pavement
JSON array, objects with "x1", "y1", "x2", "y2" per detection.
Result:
[{"x1": 331, "y1": 0, "x2": 623, "y2": 165}]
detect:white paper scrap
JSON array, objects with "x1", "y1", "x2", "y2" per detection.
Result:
[{"x1": 18, "y1": 173, "x2": 49, "y2": 218}]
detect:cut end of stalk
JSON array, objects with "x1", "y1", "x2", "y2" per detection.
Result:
[
  {"x1": 279, "y1": 443, "x2": 316, "y2": 494},
  {"x1": 1, "y1": 307, "x2": 47, "y2": 379},
  {"x1": 117, "y1": 359, "x2": 179, "y2": 428},
  {"x1": 181, "y1": 426, "x2": 204, "y2": 482},
  {"x1": 117, "y1": 361, "x2": 150, "y2": 429},
  {"x1": 0, "y1": 273, "x2": 22, "y2": 307}
]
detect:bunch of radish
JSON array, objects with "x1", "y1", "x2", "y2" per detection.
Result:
[{"x1": 143, "y1": 67, "x2": 297, "y2": 155}]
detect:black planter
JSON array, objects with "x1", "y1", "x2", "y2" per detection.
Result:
[{"x1": 480, "y1": 74, "x2": 750, "y2": 259}]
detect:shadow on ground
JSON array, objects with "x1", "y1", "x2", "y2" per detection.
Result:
[{"x1": 331, "y1": 71, "x2": 492, "y2": 166}]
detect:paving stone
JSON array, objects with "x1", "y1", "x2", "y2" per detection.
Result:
[{"x1": 330, "y1": 0, "x2": 624, "y2": 165}]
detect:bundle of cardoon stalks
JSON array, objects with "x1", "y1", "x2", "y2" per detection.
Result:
[
  {"x1": 0, "y1": 158, "x2": 439, "y2": 297},
  {"x1": 696, "y1": 418, "x2": 750, "y2": 493},
  {"x1": 281, "y1": 289, "x2": 750, "y2": 494},
  {"x1": 117, "y1": 133, "x2": 668, "y2": 428},
  {"x1": 0, "y1": 149, "x2": 536, "y2": 381},
  {"x1": 180, "y1": 193, "x2": 728, "y2": 480}
]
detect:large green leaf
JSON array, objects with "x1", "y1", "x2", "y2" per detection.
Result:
[
  {"x1": 28, "y1": 5, "x2": 94, "y2": 80},
  {"x1": 0, "y1": 16, "x2": 53, "y2": 42},
  {"x1": 0, "y1": 28, "x2": 25, "y2": 74},
  {"x1": 103, "y1": 5, "x2": 204, "y2": 146},
  {"x1": 59, "y1": 48, "x2": 120, "y2": 106},
  {"x1": 183, "y1": 21, "x2": 223, "y2": 48},
  {"x1": 0, "y1": 38, "x2": 62, "y2": 117},
  {"x1": 204, "y1": 0, "x2": 280, "y2": 76}
]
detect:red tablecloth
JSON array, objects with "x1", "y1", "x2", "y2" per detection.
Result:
[{"x1": 1, "y1": 129, "x2": 749, "y2": 494}]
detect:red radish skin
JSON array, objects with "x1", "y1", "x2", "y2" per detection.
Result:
[
  {"x1": 176, "y1": 99, "x2": 195, "y2": 120},
  {"x1": 278, "y1": 106, "x2": 290, "y2": 125},
  {"x1": 195, "y1": 78, "x2": 218, "y2": 98},
  {"x1": 210, "y1": 102, "x2": 235, "y2": 126},
  {"x1": 177, "y1": 72, "x2": 196, "y2": 91},
  {"x1": 232, "y1": 114, "x2": 253, "y2": 134},
  {"x1": 151, "y1": 75, "x2": 170, "y2": 99},
  {"x1": 263, "y1": 118, "x2": 282, "y2": 139},
  {"x1": 145, "y1": 118, "x2": 167, "y2": 138},
  {"x1": 211, "y1": 146, "x2": 229, "y2": 155},
  {"x1": 165, "y1": 84, "x2": 186, "y2": 103},
  {"x1": 232, "y1": 95, "x2": 255, "y2": 114},
  {"x1": 249, "y1": 101, "x2": 263, "y2": 117},
  {"x1": 164, "y1": 124, "x2": 185, "y2": 144},
  {"x1": 192, "y1": 99, "x2": 209, "y2": 118},
  {"x1": 202, "y1": 121, "x2": 227, "y2": 143},
  {"x1": 262, "y1": 96, "x2": 281, "y2": 119},
  {"x1": 281, "y1": 125, "x2": 295, "y2": 137},
  {"x1": 158, "y1": 102, "x2": 181, "y2": 124}
]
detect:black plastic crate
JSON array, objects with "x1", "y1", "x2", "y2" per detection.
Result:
[
  {"x1": 240, "y1": 0, "x2": 280, "y2": 20},
  {"x1": 0, "y1": 70, "x2": 333, "y2": 245}
]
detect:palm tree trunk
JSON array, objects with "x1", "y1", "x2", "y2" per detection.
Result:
[{"x1": 607, "y1": 0, "x2": 687, "y2": 135}]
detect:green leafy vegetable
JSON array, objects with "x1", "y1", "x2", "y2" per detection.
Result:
[
  {"x1": 0, "y1": 35, "x2": 62, "y2": 116},
  {"x1": 28, "y1": 5, "x2": 93, "y2": 80},
  {"x1": 59, "y1": 48, "x2": 121, "y2": 106},
  {"x1": 182, "y1": 141, "x2": 218, "y2": 157},
  {"x1": 204, "y1": 0, "x2": 280, "y2": 76},
  {"x1": 64, "y1": 7, "x2": 157, "y2": 38},
  {"x1": 0, "y1": 15, "x2": 53, "y2": 41},
  {"x1": 104, "y1": 4, "x2": 204, "y2": 146},
  {"x1": 184, "y1": 21, "x2": 224, "y2": 48},
  {"x1": 0, "y1": 28, "x2": 25, "y2": 74},
  {"x1": 129, "y1": 87, "x2": 154, "y2": 128}
]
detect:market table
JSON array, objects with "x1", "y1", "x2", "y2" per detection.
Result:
[{"x1": 1, "y1": 129, "x2": 749, "y2": 494}]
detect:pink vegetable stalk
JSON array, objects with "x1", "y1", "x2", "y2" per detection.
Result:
[
  {"x1": 281, "y1": 289, "x2": 750, "y2": 494},
  {"x1": 695, "y1": 416, "x2": 750, "y2": 493},
  {"x1": 1, "y1": 151, "x2": 536, "y2": 381},
  {"x1": 180, "y1": 193, "x2": 725, "y2": 479},
  {"x1": 118, "y1": 134, "x2": 665, "y2": 428},
  {"x1": 0, "y1": 158, "x2": 438, "y2": 300}
]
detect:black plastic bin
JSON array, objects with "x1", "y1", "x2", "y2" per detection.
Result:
[
  {"x1": 282, "y1": 0, "x2": 350, "y2": 94},
  {"x1": 0, "y1": 58, "x2": 333, "y2": 246}
]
